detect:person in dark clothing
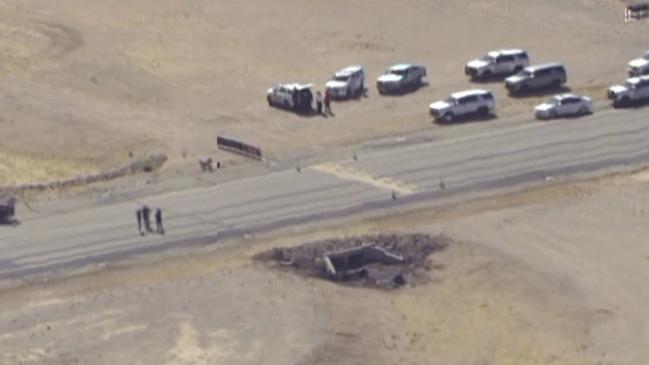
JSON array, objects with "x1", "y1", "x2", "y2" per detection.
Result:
[
  {"x1": 155, "y1": 208, "x2": 164, "y2": 235},
  {"x1": 142, "y1": 205, "x2": 152, "y2": 232},
  {"x1": 324, "y1": 89, "x2": 332, "y2": 115},
  {"x1": 136, "y1": 208, "x2": 143, "y2": 234}
]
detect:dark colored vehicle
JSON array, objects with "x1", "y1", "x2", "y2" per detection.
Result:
[
  {"x1": 505, "y1": 63, "x2": 567, "y2": 95},
  {"x1": 0, "y1": 195, "x2": 15, "y2": 222}
]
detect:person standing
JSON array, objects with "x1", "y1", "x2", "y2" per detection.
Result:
[
  {"x1": 135, "y1": 208, "x2": 143, "y2": 235},
  {"x1": 155, "y1": 208, "x2": 164, "y2": 235},
  {"x1": 324, "y1": 89, "x2": 332, "y2": 115},
  {"x1": 316, "y1": 91, "x2": 323, "y2": 115},
  {"x1": 142, "y1": 205, "x2": 151, "y2": 232}
]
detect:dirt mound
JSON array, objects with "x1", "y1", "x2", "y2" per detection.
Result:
[{"x1": 257, "y1": 233, "x2": 449, "y2": 289}]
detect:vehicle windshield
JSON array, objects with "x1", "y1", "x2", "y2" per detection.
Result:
[
  {"x1": 333, "y1": 75, "x2": 351, "y2": 82},
  {"x1": 624, "y1": 81, "x2": 636, "y2": 89},
  {"x1": 517, "y1": 70, "x2": 532, "y2": 77},
  {"x1": 444, "y1": 97, "x2": 457, "y2": 104},
  {"x1": 480, "y1": 55, "x2": 495, "y2": 62},
  {"x1": 548, "y1": 98, "x2": 560, "y2": 106}
]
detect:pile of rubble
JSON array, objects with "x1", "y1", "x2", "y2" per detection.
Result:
[{"x1": 257, "y1": 233, "x2": 449, "y2": 289}]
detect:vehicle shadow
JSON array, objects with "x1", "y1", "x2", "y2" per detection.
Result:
[
  {"x1": 0, "y1": 219, "x2": 21, "y2": 227},
  {"x1": 379, "y1": 81, "x2": 430, "y2": 97},
  {"x1": 613, "y1": 98, "x2": 649, "y2": 109},
  {"x1": 269, "y1": 104, "x2": 322, "y2": 118},
  {"x1": 508, "y1": 85, "x2": 572, "y2": 99},
  {"x1": 294, "y1": 108, "x2": 322, "y2": 118},
  {"x1": 539, "y1": 112, "x2": 593, "y2": 122},
  {"x1": 333, "y1": 88, "x2": 370, "y2": 102},
  {"x1": 435, "y1": 113, "x2": 498, "y2": 126},
  {"x1": 468, "y1": 74, "x2": 511, "y2": 84}
]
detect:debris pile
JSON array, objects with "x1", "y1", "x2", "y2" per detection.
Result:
[{"x1": 258, "y1": 233, "x2": 449, "y2": 289}]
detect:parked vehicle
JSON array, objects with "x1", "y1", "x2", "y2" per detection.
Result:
[
  {"x1": 625, "y1": 2, "x2": 649, "y2": 20},
  {"x1": 608, "y1": 75, "x2": 649, "y2": 107},
  {"x1": 534, "y1": 94, "x2": 592, "y2": 120},
  {"x1": 267, "y1": 83, "x2": 314, "y2": 112},
  {"x1": 465, "y1": 49, "x2": 529, "y2": 81},
  {"x1": 505, "y1": 63, "x2": 567, "y2": 94},
  {"x1": 429, "y1": 89, "x2": 495, "y2": 123},
  {"x1": 325, "y1": 65, "x2": 365, "y2": 99},
  {"x1": 628, "y1": 50, "x2": 649, "y2": 77},
  {"x1": 376, "y1": 64, "x2": 426, "y2": 94},
  {"x1": 0, "y1": 195, "x2": 15, "y2": 223}
]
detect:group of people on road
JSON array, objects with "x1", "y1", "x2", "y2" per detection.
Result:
[
  {"x1": 315, "y1": 90, "x2": 333, "y2": 116},
  {"x1": 136, "y1": 205, "x2": 164, "y2": 235}
]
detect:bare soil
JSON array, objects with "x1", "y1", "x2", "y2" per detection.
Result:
[
  {"x1": 1, "y1": 0, "x2": 648, "y2": 185},
  {"x1": 2, "y1": 171, "x2": 649, "y2": 364}
]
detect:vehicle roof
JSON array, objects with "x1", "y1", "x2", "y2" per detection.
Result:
[
  {"x1": 335, "y1": 65, "x2": 363, "y2": 76},
  {"x1": 280, "y1": 83, "x2": 313, "y2": 90},
  {"x1": 450, "y1": 89, "x2": 492, "y2": 99},
  {"x1": 553, "y1": 93, "x2": 583, "y2": 100},
  {"x1": 525, "y1": 62, "x2": 565, "y2": 72},
  {"x1": 487, "y1": 49, "x2": 527, "y2": 57},
  {"x1": 390, "y1": 63, "x2": 414, "y2": 71},
  {"x1": 627, "y1": 75, "x2": 649, "y2": 84}
]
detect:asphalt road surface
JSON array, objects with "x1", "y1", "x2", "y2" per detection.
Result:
[{"x1": 3, "y1": 106, "x2": 649, "y2": 280}]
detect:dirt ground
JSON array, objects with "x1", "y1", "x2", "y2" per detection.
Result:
[
  {"x1": 2, "y1": 171, "x2": 649, "y2": 364},
  {"x1": 1, "y1": 0, "x2": 648, "y2": 185}
]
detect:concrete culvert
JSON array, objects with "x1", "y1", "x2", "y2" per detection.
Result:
[{"x1": 257, "y1": 233, "x2": 450, "y2": 290}]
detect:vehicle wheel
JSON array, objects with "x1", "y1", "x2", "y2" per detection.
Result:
[
  {"x1": 443, "y1": 113, "x2": 454, "y2": 123},
  {"x1": 267, "y1": 96, "x2": 272, "y2": 106},
  {"x1": 359, "y1": 82, "x2": 364, "y2": 96},
  {"x1": 477, "y1": 106, "x2": 489, "y2": 116},
  {"x1": 552, "y1": 79, "x2": 561, "y2": 88},
  {"x1": 578, "y1": 106, "x2": 590, "y2": 115},
  {"x1": 549, "y1": 110, "x2": 557, "y2": 119},
  {"x1": 283, "y1": 100, "x2": 289, "y2": 109},
  {"x1": 520, "y1": 84, "x2": 529, "y2": 94}
]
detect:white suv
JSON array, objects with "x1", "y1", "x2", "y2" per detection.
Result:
[
  {"x1": 325, "y1": 65, "x2": 365, "y2": 99},
  {"x1": 376, "y1": 64, "x2": 426, "y2": 94},
  {"x1": 465, "y1": 49, "x2": 529, "y2": 81},
  {"x1": 429, "y1": 89, "x2": 495, "y2": 123},
  {"x1": 608, "y1": 75, "x2": 649, "y2": 107},
  {"x1": 628, "y1": 50, "x2": 649, "y2": 77},
  {"x1": 267, "y1": 83, "x2": 314, "y2": 112}
]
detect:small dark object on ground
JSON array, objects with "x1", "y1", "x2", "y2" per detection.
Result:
[{"x1": 256, "y1": 233, "x2": 449, "y2": 289}]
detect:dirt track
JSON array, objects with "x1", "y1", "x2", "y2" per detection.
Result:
[{"x1": 1, "y1": 0, "x2": 648, "y2": 185}]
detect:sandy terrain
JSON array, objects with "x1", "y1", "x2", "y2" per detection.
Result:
[
  {"x1": 2, "y1": 171, "x2": 648, "y2": 364},
  {"x1": 1, "y1": 0, "x2": 648, "y2": 185}
]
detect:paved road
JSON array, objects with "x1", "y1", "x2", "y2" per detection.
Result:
[{"x1": 2, "y1": 107, "x2": 649, "y2": 280}]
